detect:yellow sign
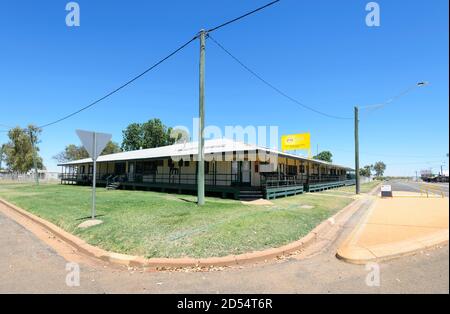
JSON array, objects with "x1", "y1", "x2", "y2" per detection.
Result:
[{"x1": 281, "y1": 133, "x2": 311, "y2": 151}]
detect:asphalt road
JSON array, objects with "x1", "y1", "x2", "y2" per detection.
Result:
[
  {"x1": 387, "y1": 180, "x2": 449, "y2": 197},
  {"x1": 0, "y1": 190, "x2": 448, "y2": 294}
]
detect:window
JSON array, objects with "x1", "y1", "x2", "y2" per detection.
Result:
[
  {"x1": 114, "y1": 163, "x2": 126, "y2": 175},
  {"x1": 205, "y1": 162, "x2": 210, "y2": 174},
  {"x1": 184, "y1": 161, "x2": 190, "y2": 167},
  {"x1": 232, "y1": 161, "x2": 238, "y2": 175},
  {"x1": 287, "y1": 165, "x2": 297, "y2": 175},
  {"x1": 136, "y1": 162, "x2": 143, "y2": 174},
  {"x1": 143, "y1": 161, "x2": 157, "y2": 174},
  {"x1": 300, "y1": 165, "x2": 305, "y2": 174}
]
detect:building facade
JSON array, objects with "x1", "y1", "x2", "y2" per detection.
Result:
[{"x1": 59, "y1": 139, "x2": 355, "y2": 200}]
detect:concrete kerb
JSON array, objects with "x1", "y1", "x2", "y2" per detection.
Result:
[
  {"x1": 0, "y1": 186, "x2": 376, "y2": 270},
  {"x1": 336, "y1": 236, "x2": 449, "y2": 265}
]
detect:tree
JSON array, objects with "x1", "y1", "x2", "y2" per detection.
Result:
[
  {"x1": 359, "y1": 165, "x2": 373, "y2": 177},
  {"x1": 3, "y1": 125, "x2": 44, "y2": 173},
  {"x1": 121, "y1": 123, "x2": 144, "y2": 151},
  {"x1": 0, "y1": 144, "x2": 5, "y2": 170},
  {"x1": 313, "y1": 151, "x2": 333, "y2": 163},
  {"x1": 102, "y1": 141, "x2": 121, "y2": 155},
  {"x1": 142, "y1": 118, "x2": 172, "y2": 148},
  {"x1": 53, "y1": 141, "x2": 121, "y2": 163},
  {"x1": 121, "y1": 119, "x2": 174, "y2": 151},
  {"x1": 53, "y1": 144, "x2": 88, "y2": 163},
  {"x1": 373, "y1": 161, "x2": 386, "y2": 178}
]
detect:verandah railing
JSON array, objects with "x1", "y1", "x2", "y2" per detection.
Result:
[
  {"x1": 261, "y1": 174, "x2": 306, "y2": 188},
  {"x1": 61, "y1": 172, "x2": 351, "y2": 189},
  {"x1": 260, "y1": 173, "x2": 347, "y2": 188},
  {"x1": 61, "y1": 172, "x2": 239, "y2": 187}
]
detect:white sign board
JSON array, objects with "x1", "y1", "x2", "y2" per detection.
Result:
[
  {"x1": 76, "y1": 130, "x2": 112, "y2": 220},
  {"x1": 381, "y1": 185, "x2": 392, "y2": 192},
  {"x1": 76, "y1": 130, "x2": 112, "y2": 160},
  {"x1": 381, "y1": 184, "x2": 393, "y2": 198}
]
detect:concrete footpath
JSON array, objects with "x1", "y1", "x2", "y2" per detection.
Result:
[{"x1": 337, "y1": 192, "x2": 449, "y2": 264}]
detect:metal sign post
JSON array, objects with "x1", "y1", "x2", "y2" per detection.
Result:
[{"x1": 76, "y1": 130, "x2": 112, "y2": 220}]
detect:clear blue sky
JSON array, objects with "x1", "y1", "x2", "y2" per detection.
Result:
[{"x1": 0, "y1": 0, "x2": 448, "y2": 176}]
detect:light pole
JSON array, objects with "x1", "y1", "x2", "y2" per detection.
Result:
[
  {"x1": 355, "y1": 82, "x2": 428, "y2": 194},
  {"x1": 354, "y1": 106, "x2": 360, "y2": 194}
]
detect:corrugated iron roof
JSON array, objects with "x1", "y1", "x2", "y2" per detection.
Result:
[{"x1": 58, "y1": 138, "x2": 353, "y2": 170}]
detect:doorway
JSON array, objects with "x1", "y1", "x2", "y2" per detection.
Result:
[
  {"x1": 241, "y1": 161, "x2": 251, "y2": 186},
  {"x1": 231, "y1": 161, "x2": 251, "y2": 186}
]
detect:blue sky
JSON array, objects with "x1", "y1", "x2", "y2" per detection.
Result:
[{"x1": 0, "y1": 0, "x2": 448, "y2": 175}]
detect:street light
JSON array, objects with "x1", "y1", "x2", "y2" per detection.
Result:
[{"x1": 354, "y1": 81, "x2": 429, "y2": 194}]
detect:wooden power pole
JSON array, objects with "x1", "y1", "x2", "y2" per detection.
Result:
[
  {"x1": 29, "y1": 128, "x2": 39, "y2": 186},
  {"x1": 197, "y1": 30, "x2": 206, "y2": 206},
  {"x1": 354, "y1": 106, "x2": 360, "y2": 194}
]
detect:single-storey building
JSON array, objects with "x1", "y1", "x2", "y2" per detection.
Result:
[{"x1": 58, "y1": 138, "x2": 355, "y2": 200}]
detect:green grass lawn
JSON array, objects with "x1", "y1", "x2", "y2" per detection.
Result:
[
  {"x1": 0, "y1": 183, "x2": 354, "y2": 258},
  {"x1": 322, "y1": 181, "x2": 380, "y2": 195}
]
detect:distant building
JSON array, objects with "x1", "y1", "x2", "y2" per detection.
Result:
[
  {"x1": 37, "y1": 170, "x2": 60, "y2": 181},
  {"x1": 421, "y1": 168, "x2": 449, "y2": 183},
  {"x1": 420, "y1": 169, "x2": 433, "y2": 178}
]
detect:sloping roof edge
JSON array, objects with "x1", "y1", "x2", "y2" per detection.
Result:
[{"x1": 57, "y1": 138, "x2": 354, "y2": 170}]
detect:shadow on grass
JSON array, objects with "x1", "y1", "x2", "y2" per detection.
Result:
[
  {"x1": 178, "y1": 198, "x2": 198, "y2": 204},
  {"x1": 75, "y1": 214, "x2": 105, "y2": 221}
]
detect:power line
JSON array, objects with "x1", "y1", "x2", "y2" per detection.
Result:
[
  {"x1": 208, "y1": 35, "x2": 352, "y2": 120},
  {"x1": 4, "y1": 2, "x2": 282, "y2": 131},
  {"x1": 359, "y1": 82, "x2": 428, "y2": 113},
  {"x1": 37, "y1": 36, "x2": 198, "y2": 129},
  {"x1": 207, "y1": 0, "x2": 281, "y2": 33},
  {"x1": 361, "y1": 152, "x2": 446, "y2": 159},
  {"x1": 325, "y1": 147, "x2": 447, "y2": 159},
  {"x1": 384, "y1": 160, "x2": 446, "y2": 166}
]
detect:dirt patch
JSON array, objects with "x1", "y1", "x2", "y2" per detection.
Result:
[
  {"x1": 241, "y1": 199, "x2": 274, "y2": 206},
  {"x1": 78, "y1": 219, "x2": 104, "y2": 229}
]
